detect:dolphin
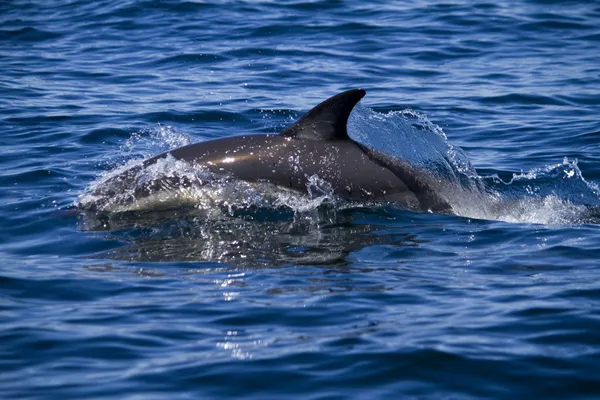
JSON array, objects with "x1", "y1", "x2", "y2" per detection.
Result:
[{"x1": 78, "y1": 89, "x2": 452, "y2": 214}]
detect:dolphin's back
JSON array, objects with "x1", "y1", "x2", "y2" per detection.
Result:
[
  {"x1": 166, "y1": 134, "x2": 418, "y2": 205},
  {"x1": 79, "y1": 89, "x2": 452, "y2": 214}
]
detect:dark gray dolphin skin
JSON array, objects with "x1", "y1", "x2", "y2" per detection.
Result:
[{"x1": 80, "y1": 89, "x2": 452, "y2": 213}]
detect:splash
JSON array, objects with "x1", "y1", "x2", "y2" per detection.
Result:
[
  {"x1": 348, "y1": 104, "x2": 600, "y2": 225},
  {"x1": 79, "y1": 155, "x2": 321, "y2": 214},
  {"x1": 102, "y1": 124, "x2": 193, "y2": 169},
  {"x1": 79, "y1": 159, "x2": 335, "y2": 217},
  {"x1": 474, "y1": 159, "x2": 600, "y2": 224},
  {"x1": 77, "y1": 155, "x2": 210, "y2": 212},
  {"x1": 123, "y1": 124, "x2": 192, "y2": 157},
  {"x1": 349, "y1": 103, "x2": 477, "y2": 178}
]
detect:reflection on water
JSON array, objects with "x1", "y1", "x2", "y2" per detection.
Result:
[{"x1": 78, "y1": 206, "x2": 422, "y2": 265}]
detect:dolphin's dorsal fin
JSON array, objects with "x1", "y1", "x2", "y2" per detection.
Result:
[{"x1": 281, "y1": 89, "x2": 366, "y2": 141}]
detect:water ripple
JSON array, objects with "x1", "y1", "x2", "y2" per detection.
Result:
[{"x1": 2, "y1": 0, "x2": 600, "y2": 398}]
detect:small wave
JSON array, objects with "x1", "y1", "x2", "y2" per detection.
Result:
[
  {"x1": 146, "y1": 53, "x2": 229, "y2": 68},
  {"x1": 479, "y1": 93, "x2": 570, "y2": 107},
  {"x1": 0, "y1": 27, "x2": 62, "y2": 42}
]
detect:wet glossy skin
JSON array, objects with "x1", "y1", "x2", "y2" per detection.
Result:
[{"x1": 155, "y1": 134, "x2": 419, "y2": 206}]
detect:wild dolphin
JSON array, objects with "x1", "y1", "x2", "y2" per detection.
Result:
[{"x1": 78, "y1": 89, "x2": 452, "y2": 213}]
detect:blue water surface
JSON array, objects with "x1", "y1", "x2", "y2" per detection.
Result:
[{"x1": 2, "y1": 0, "x2": 600, "y2": 398}]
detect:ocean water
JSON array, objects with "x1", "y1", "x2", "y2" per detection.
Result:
[{"x1": 2, "y1": 0, "x2": 600, "y2": 398}]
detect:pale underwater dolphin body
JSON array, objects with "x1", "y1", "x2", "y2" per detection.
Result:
[{"x1": 78, "y1": 89, "x2": 453, "y2": 214}]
